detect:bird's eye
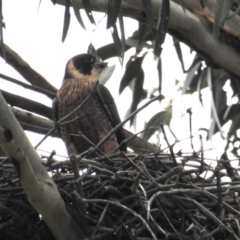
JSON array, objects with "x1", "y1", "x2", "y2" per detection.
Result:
[{"x1": 85, "y1": 56, "x2": 95, "y2": 62}]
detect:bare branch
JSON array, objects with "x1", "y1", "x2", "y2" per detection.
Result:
[
  {"x1": 1, "y1": 90, "x2": 53, "y2": 119},
  {"x1": 54, "y1": 0, "x2": 240, "y2": 79},
  {"x1": 0, "y1": 73, "x2": 56, "y2": 99},
  {"x1": 0, "y1": 44, "x2": 57, "y2": 96},
  {"x1": 11, "y1": 107, "x2": 54, "y2": 129}
]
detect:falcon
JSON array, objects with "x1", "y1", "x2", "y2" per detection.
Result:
[{"x1": 52, "y1": 53, "x2": 126, "y2": 156}]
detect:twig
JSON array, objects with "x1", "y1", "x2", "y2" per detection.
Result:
[
  {"x1": 160, "y1": 124, "x2": 177, "y2": 166},
  {"x1": 71, "y1": 132, "x2": 112, "y2": 162},
  {"x1": 35, "y1": 127, "x2": 57, "y2": 149},
  {"x1": 74, "y1": 192, "x2": 158, "y2": 240},
  {"x1": 199, "y1": 134, "x2": 204, "y2": 174},
  {"x1": 124, "y1": 128, "x2": 158, "y2": 153},
  {"x1": 187, "y1": 108, "x2": 195, "y2": 152},
  {"x1": 216, "y1": 165, "x2": 223, "y2": 220},
  {"x1": 91, "y1": 203, "x2": 109, "y2": 238},
  {"x1": 158, "y1": 200, "x2": 183, "y2": 239}
]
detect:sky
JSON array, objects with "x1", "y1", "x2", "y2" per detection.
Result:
[{"x1": 0, "y1": 0, "x2": 232, "y2": 165}]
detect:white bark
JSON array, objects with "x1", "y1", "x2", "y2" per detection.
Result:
[{"x1": 0, "y1": 92, "x2": 83, "y2": 239}]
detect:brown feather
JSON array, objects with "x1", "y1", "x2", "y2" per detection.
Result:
[{"x1": 56, "y1": 78, "x2": 119, "y2": 155}]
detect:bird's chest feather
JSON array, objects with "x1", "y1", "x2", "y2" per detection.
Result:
[
  {"x1": 57, "y1": 78, "x2": 103, "y2": 125},
  {"x1": 56, "y1": 78, "x2": 115, "y2": 151},
  {"x1": 57, "y1": 78, "x2": 95, "y2": 105}
]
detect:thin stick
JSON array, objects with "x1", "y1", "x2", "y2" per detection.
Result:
[
  {"x1": 161, "y1": 124, "x2": 177, "y2": 166},
  {"x1": 74, "y1": 193, "x2": 158, "y2": 240}
]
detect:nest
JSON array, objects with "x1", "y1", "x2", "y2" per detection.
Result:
[{"x1": 1, "y1": 150, "x2": 240, "y2": 240}]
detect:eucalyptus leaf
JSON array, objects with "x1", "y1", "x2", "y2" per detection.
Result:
[
  {"x1": 62, "y1": 0, "x2": 71, "y2": 42},
  {"x1": 82, "y1": 0, "x2": 95, "y2": 24},
  {"x1": 107, "y1": 0, "x2": 122, "y2": 29},
  {"x1": 73, "y1": 7, "x2": 86, "y2": 30},
  {"x1": 154, "y1": 0, "x2": 170, "y2": 56}
]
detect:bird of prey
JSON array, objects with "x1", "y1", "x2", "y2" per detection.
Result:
[{"x1": 53, "y1": 53, "x2": 126, "y2": 156}]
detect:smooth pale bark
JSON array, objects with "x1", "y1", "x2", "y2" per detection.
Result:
[{"x1": 0, "y1": 92, "x2": 84, "y2": 240}]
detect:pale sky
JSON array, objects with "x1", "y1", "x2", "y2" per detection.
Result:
[{"x1": 0, "y1": 0, "x2": 231, "y2": 163}]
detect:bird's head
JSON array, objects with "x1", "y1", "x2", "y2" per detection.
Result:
[{"x1": 64, "y1": 53, "x2": 107, "y2": 81}]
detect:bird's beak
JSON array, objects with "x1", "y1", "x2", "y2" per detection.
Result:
[{"x1": 92, "y1": 61, "x2": 108, "y2": 70}]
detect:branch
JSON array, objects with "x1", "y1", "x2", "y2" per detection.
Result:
[
  {"x1": 8, "y1": 106, "x2": 158, "y2": 153},
  {"x1": 0, "y1": 73, "x2": 56, "y2": 99},
  {"x1": 126, "y1": 0, "x2": 240, "y2": 78},
  {"x1": 1, "y1": 90, "x2": 53, "y2": 120},
  {"x1": 55, "y1": 0, "x2": 240, "y2": 79},
  {"x1": 172, "y1": 0, "x2": 240, "y2": 39},
  {"x1": 11, "y1": 107, "x2": 54, "y2": 130},
  {"x1": 0, "y1": 91, "x2": 84, "y2": 239},
  {"x1": 0, "y1": 44, "x2": 57, "y2": 97}
]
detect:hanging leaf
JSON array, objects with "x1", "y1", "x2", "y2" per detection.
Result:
[
  {"x1": 119, "y1": 53, "x2": 147, "y2": 94},
  {"x1": 154, "y1": 0, "x2": 170, "y2": 56},
  {"x1": 173, "y1": 38, "x2": 185, "y2": 73},
  {"x1": 228, "y1": 114, "x2": 240, "y2": 138},
  {"x1": 136, "y1": 23, "x2": 153, "y2": 54},
  {"x1": 73, "y1": 7, "x2": 86, "y2": 30},
  {"x1": 182, "y1": 60, "x2": 202, "y2": 95},
  {"x1": 97, "y1": 43, "x2": 119, "y2": 60},
  {"x1": 82, "y1": 0, "x2": 95, "y2": 24},
  {"x1": 141, "y1": 0, "x2": 156, "y2": 37},
  {"x1": 107, "y1": 0, "x2": 122, "y2": 29},
  {"x1": 37, "y1": 0, "x2": 42, "y2": 15},
  {"x1": 62, "y1": 0, "x2": 71, "y2": 42},
  {"x1": 143, "y1": 106, "x2": 172, "y2": 140},
  {"x1": 185, "y1": 54, "x2": 202, "y2": 73},
  {"x1": 157, "y1": 57, "x2": 162, "y2": 95},
  {"x1": 224, "y1": 104, "x2": 240, "y2": 143},
  {"x1": 229, "y1": 74, "x2": 240, "y2": 98},
  {"x1": 208, "y1": 68, "x2": 227, "y2": 139},
  {"x1": 212, "y1": 76, "x2": 228, "y2": 121},
  {"x1": 118, "y1": 12, "x2": 125, "y2": 61},
  {"x1": 111, "y1": 24, "x2": 123, "y2": 60},
  {"x1": 213, "y1": 0, "x2": 233, "y2": 39},
  {"x1": 225, "y1": 104, "x2": 240, "y2": 123},
  {"x1": 0, "y1": 0, "x2": 5, "y2": 60},
  {"x1": 129, "y1": 69, "x2": 144, "y2": 125},
  {"x1": 186, "y1": 63, "x2": 208, "y2": 94}
]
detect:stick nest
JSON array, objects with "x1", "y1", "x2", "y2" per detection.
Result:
[{"x1": 1, "y1": 151, "x2": 240, "y2": 240}]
